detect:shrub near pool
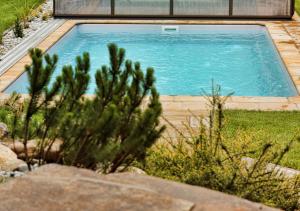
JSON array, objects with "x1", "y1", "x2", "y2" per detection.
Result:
[
  {"x1": 142, "y1": 90, "x2": 300, "y2": 211},
  {"x1": 0, "y1": 44, "x2": 165, "y2": 172}
]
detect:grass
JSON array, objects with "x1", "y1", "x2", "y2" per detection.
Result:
[
  {"x1": 224, "y1": 110, "x2": 300, "y2": 170},
  {"x1": 296, "y1": 0, "x2": 300, "y2": 15},
  {"x1": 0, "y1": 0, "x2": 44, "y2": 35}
]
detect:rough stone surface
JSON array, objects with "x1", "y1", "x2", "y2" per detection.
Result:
[
  {"x1": 0, "y1": 164, "x2": 278, "y2": 211},
  {"x1": 4, "y1": 139, "x2": 61, "y2": 161},
  {"x1": 0, "y1": 144, "x2": 26, "y2": 172},
  {"x1": 6, "y1": 140, "x2": 38, "y2": 158},
  {"x1": 113, "y1": 166, "x2": 147, "y2": 175},
  {"x1": 0, "y1": 122, "x2": 8, "y2": 139},
  {"x1": 0, "y1": 170, "x2": 25, "y2": 178},
  {"x1": 242, "y1": 157, "x2": 300, "y2": 178},
  {"x1": 124, "y1": 166, "x2": 147, "y2": 175}
]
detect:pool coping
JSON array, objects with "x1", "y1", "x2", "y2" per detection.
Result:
[
  {"x1": 0, "y1": 19, "x2": 66, "y2": 76},
  {"x1": 0, "y1": 19, "x2": 300, "y2": 112}
]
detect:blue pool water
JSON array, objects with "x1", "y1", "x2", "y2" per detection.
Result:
[{"x1": 5, "y1": 24, "x2": 298, "y2": 96}]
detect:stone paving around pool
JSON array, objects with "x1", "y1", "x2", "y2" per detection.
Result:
[{"x1": 1, "y1": 18, "x2": 300, "y2": 131}]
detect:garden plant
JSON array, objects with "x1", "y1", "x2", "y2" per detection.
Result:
[
  {"x1": 143, "y1": 85, "x2": 300, "y2": 211},
  {"x1": 1, "y1": 43, "x2": 165, "y2": 172}
]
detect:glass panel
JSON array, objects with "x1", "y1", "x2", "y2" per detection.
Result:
[
  {"x1": 232, "y1": 0, "x2": 291, "y2": 16},
  {"x1": 55, "y1": 0, "x2": 111, "y2": 15},
  {"x1": 54, "y1": 0, "x2": 292, "y2": 17},
  {"x1": 174, "y1": 0, "x2": 229, "y2": 16},
  {"x1": 115, "y1": 0, "x2": 170, "y2": 15}
]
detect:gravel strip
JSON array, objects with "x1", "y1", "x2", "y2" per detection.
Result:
[{"x1": 0, "y1": 0, "x2": 53, "y2": 59}]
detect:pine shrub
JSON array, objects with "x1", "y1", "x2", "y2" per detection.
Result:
[
  {"x1": 13, "y1": 17, "x2": 24, "y2": 38},
  {"x1": 2, "y1": 44, "x2": 165, "y2": 172}
]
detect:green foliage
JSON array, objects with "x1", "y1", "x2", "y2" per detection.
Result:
[
  {"x1": 13, "y1": 0, "x2": 38, "y2": 27},
  {"x1": 142, "y1": 85, "x2": 300, "y2": 211},
  {"x1": 0, "y1": 0, "x2": 44, "y2": 35},
  {"x1": 13, "y1": 17, "x2": 24, "y2": 38},
  {"x1": 296, "y1": 0, "x2": 300, "y2": 15},
  {"x1": 3, "y1": 44, "x2": 165, "y2": 173}
]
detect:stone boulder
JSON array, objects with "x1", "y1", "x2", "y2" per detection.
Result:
[
  {"x1": 7, "y1": 140, "x2": 38, "y2": 159},
  {"x1": 4, "y1": 139, "x2": 62, "y2": 162},
  {"x1": 0, "y1": 122, "x2": 8, "y2": 139},
  {"x1": 0, "y1": 144, "x2": 26, "y2": 171},
  {"x1": 242, "y1": 157, "x2": 300, "y2": 178},
  {"x1": 0, "y1": 164, "x2": 278, "y2": 211}
]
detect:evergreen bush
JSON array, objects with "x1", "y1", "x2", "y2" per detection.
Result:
[
  {"x1": 13, "y1": 17, "x2": 24, "y2": 38},
  {"x1": 3, "y1": 44, "x2": 165, "y2": 172}
]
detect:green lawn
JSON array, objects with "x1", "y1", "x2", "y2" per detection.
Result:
[
  {"x1": 224, "y1": 110, "x2": 300, "y2": 169},
  {"x1": 296, "y1": 0, "x2": 300, "y2": 15},
  {"x1": 0, "y1": 0, "x2": 44, "y2": 35}
]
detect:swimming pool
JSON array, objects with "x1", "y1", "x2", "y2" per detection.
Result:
[{"x1": 4, "y1": 24, "x2": 298, "y2": 96}]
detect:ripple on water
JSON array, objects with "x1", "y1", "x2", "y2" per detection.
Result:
[{"x1": 4, "y1": 24, "x2": 297, "y2": 97}]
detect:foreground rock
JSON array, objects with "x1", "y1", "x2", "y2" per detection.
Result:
[
  {"x1": 0, "y1": 144, "x2": 26, "y2": 172},
  {"x1": 0, "y1": 164, "x2": 278, "y2": 211}
]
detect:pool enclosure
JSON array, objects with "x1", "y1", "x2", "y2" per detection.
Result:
[{"x1": 53, "y1": 0, "x2": 295, "y2": 19}]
